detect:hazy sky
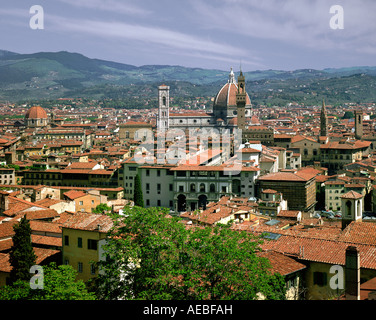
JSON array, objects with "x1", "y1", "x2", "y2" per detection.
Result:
[{"x1": 1, "y1": 0, "x2": 376, "y2": 71}]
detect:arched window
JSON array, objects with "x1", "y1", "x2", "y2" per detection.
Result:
[
  {"x1": 162, "y1": 96, "x2": 167, "y2": 106},
  {"x1": 190, "y1": 183, "x2": 196, "y2": 192},
  {"x1": 346, "y1": 200, "x2": 352, "y2": 217},
  {"x1": 199, "y1": 183, "x2": 205, "y2": 193},
  {"x1": 210, "y1": 184, "x2": 215, "y2": 193}
]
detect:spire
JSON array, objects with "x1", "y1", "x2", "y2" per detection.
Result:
[{"x1": 320, "y1": 98, "x2": 328, "y2": 137}]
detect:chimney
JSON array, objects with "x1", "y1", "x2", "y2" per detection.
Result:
[
  {"x1": 345, "y1": 246, "x2": 360, "y2": 300},
  {"x1": 0, "y1": 191, "x2": 9, "y2": 213}
]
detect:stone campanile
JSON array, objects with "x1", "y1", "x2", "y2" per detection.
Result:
[
  {"x1": 354, "y1": 110, "x2": 363, "y2": 140},
  {"x1": 157, "y1": 85, "x2": 170, "y2": 133},
  {"x1": 236, "y1": 70, "x2": 246, "y2": 131},
  {"x1": 320, "y1": 100, "x2": 328, "y2": 137}
]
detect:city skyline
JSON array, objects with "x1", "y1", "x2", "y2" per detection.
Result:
[{"x1": 1, "y1": 0, "x2": 376, "y2": 72}]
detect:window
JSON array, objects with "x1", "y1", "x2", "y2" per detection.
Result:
[
  {"x1": 313, "y1": 272, "x2": 327, "y2": 287},
  {"x1": 169, "y1": 184, "x2": 173, "y2": 191},
  {"x1": 146, "y1": 199, "x2": 150, "y2": 206},
  {"x1": 78, "y1": 262, "x2": 83, "y2": 273},
  {"x1": 87, "y1": 239, "x2": 98, "y2": 250},
  {"x1": 157, "y1": 184, "x2": 161, "y2": 192},
  {"x1": 78, "y1": 237, "x2": 82, "y2": 248},
  {"x1": 146, "y1": 169, "x2": 150, "y2": 176},
  {"x1": 157, "y1": 200, "x2": 161, "y2": 206},
  {"x1": 157, "y1": 170, "x2": 161, "y2": 177},
  {"x1": 90, "y1": 264, "x2": 96, "y2": 275},
  {"x1": 64, "y1": 235, "x2": 69, "y2": 246},
  {"x1": 146, "y1": 183, "x2": 150, "y2": 191},
  {"x1": 79, "y1": 201, "x2": 83, "y2": 206}
]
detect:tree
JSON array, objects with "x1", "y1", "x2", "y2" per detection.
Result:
[
  {"x1": 133, "y1": 174, "x2": 144, "y2": 207},
  {"x1": 0, "y1": 263, "x2": 96, "y2": 300},
  {"x1": 93, "y1": 206, "x2": 286, "y2": 300},
  {"x1": 92, "y1": 203, "x2": 112, "y2": 214},
  {"x1": 343, "y1": 111, "x2": 354, "y2": 119},
  {"x1": 9, "y1": 216, "x2": 37, "y2": 284}
]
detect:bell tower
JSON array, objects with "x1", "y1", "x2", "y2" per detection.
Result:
[
  {"x1": 157, "y1": 85, "x2": 170, "y2": 133},
  {"x1": 354, "y1": 110, "x2": 363, "y2": 140},
  {"x1": 320, "y1": 99, "x2": 328, "y2": 137},
  {"x1": 236, "y1": 70, "x2": 246, "y2": 131}
]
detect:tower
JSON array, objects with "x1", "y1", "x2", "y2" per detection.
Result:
[
  {"x1": 157, "y1": 85, "x2": 170, "y2": 133},
  {"x1": 354, "y1": 110, "x2": 363, "y2": 140},
  {"x1": 320, "y1": 99, "x2": 328, "y2": 137},
  {"x1": 236, "y1": 70, "x2": 246, "y2": 131},
  {"x1": 341, "y1": 190, "x2": 363, "y2": 230}
]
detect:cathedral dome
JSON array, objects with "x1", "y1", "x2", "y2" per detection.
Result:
[
  {"x1": 25, "y1": 106, "x2": 48, "y2": 119},
  {"x1": 213, "y1": 68, "x2": 251, "y2": 109}
]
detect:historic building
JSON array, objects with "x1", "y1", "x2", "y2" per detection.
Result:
[
  {"x1": 156, "y1": 68, "x2": 254, "y2": 133},
  {"x1": 24, "y1": 105, "x2": 49, "y2": 129}
]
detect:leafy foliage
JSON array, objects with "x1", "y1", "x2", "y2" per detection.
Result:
[
  {"x1": 133, "y1": 174, "x2": 144, "y2": 208},
  {"x1": 0, "y1": 263, "x2": 96, "y2": 300},
  {"x1": 93, "y1": 206, "x2": 286, "y2": 300},
  {"x1": 92, "y1": 203, "x2": 112, "y2": 214},
  {"x1": 9, "y1": 216, "x2": 37, "y2": 284}
]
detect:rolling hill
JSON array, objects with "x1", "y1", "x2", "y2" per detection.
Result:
[{"x1": 0, "y1": 49, "x2": 375, "y2": 105}]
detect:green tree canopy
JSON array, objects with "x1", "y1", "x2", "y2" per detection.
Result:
[
  {"x1": 92, "y1": 203, "x2": 112, "y2": 214},
  {"x1": 133, "y1": 174, "x2": 144, "y2": 207},
  {"x1": 0, "y1": 263, "x2": 96, "y2": 300},
  {"x1": 93, "y1": 206, "x2": 286, "y2": 300},
  {"x1": 343, "y1": 111, "x2": 354, "y2": 119}
]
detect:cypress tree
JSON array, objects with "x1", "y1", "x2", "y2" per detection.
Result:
[
  {"x1": 9, "y1": 216, "x2": 37, "y2": 284},
  {"x1": 133, "y1": 174, "x2": 144, "y2": 207}
]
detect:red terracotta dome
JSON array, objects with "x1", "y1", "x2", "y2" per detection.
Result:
[
  {"x1": 213, "y1": 69, "x2": 251, "y2": 109},
  {"x1": 25, "y1": 106, "x2": 48, "y2": 119}
]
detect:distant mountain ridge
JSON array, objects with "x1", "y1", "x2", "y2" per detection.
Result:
[{"x1": 0, "y1": 49, "x2": 375, "y2": 103}]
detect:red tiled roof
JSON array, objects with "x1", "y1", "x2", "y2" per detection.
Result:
[
  {"x1": 63, "y1": 190, "x2": 87, "y2": 200},
  {"x1": 258, "y1": 251, "x2": 306, "y2": 276}
]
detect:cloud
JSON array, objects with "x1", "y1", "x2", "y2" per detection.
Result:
[
  {"x1": 49, "y1": 16, "x2": 255, "y2": 62},
  {"x1": 56, "y1": 0, "x2": 151, "y2": 16},
  {"x1": 190, "y1": 0, "x2": 376, "y2": 52}
]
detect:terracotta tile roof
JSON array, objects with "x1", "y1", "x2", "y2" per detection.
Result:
[
  {"x1": 337, "y1": 221, "x2": 376, "y2": 245},
  {"x1": 277, "y1": 210, "x2": 301, "y2": 218},
  {"x1": 30, "y1": 220, "x2": 62, "y2": 234},
  {"x1": 62, "y1": 213, "x2": 113, "y2": 233},
  {"x1": 258, "y1": 170, "x2": 316, "y2": 182},
  {"x1": 258, "y1": 251, "x2": 306, "y2": 276},
  {"x1": 31, "y1": 234, "x2": 62, "y2": 247},
  {"x1": 63, "y1": 190, "x2": 87, "y2": 200},
  {"x1": 181, "y1": 205, "x2": 234, "y2": 225},
  {"x1": 3, "y1": 196, "x2": 50, "y2": 217},
  {"x1": 14, "y1": 209, "x2": 59, "y2": 221},
  {"x1": 34, "y1": 198, "x2": 64, "y2": 207},
  {"x1": 320, "y1": 140, "x2": 371, "y2": 150},
  {"x1": 0, "y1": 238, "x2": 12, "y2": 252},
  {"x1": 261, "y1": 189, "x2": 278, "y2": 194},
  {"x1": 341, "y1": 190, "x2": 363, "y2": 199},
  {"x1": 0, "y1": 247, "x2": 60, "y2": 273},
  {"x1": 0, "y1": 222, "x2": 17, "y2": 239}
]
